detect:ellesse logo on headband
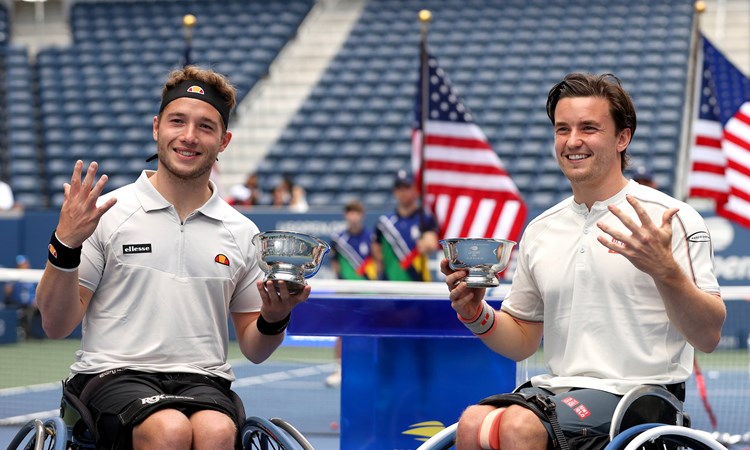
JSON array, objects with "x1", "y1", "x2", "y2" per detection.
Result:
[
  {"x1": 123, "y1": 244, "x2": 152, "y2": 254},
  {"x1": 186, "y1": 86, "x2": 205, "y2": 95}
]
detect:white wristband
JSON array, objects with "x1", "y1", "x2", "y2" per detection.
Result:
[{"x1": 458, "y1": 301, "x2": 496, "y2": 336}]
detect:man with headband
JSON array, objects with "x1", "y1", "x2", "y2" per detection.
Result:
[{"x1": 36, "y1": 66, "x2": 309, "y2": 450}]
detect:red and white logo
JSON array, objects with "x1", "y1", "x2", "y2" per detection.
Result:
[{"x1": 574, "y1": 404, "x2": 591, "y2": 419}]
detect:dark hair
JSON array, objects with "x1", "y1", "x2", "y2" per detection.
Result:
[
  {"x1": 160, "y1": 66, "x2": 237, "y2": 132},
  {"x1": 546, "y1": 73, "x2": 636, "y2": 170},
  {"x1": 344, "y1": 200, "x2": 364, "y2": 213}
]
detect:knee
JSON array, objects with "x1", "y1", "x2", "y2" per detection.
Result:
[
  {"x1": 456, "y1": 405, "x2": 495, "y2": 448},
  {"x1": 456, "y1": 405, "x2": 547, "y2": 450},
  {"x1": 499, "y1": 406, "x2": 548, "y2": 444},
  {"x1": 191, "y1": 410, "x2": 237, "y2": 449},
  {"x1": 133, "y1": 409, "x2": 193, "y2": 449}
]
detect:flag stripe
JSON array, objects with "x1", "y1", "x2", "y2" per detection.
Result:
[
  {"x1": 426, "y1": 134, "x2": 494, "y2": 150},
  {"x1": 424, "y1": 145, "x2": 506, "y2": 167},
  {"x1": 688, "y1": 35, "x2": 750, "y2": 233},
  {"x1": 414, "y1": 53, "x2": 526, "y2": 242},
  {"x1": 696, "y1": 136, "x2": 722, "y2": 148},
  {"x1": 425, "y1": 160, "x2": 508, "y2": 176},
  {"x1": 692, "y1": 162, "x2": 726, "y2": 175}
]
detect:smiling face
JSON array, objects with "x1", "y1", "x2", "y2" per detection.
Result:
[
  {"x1": 553, "y1": 96, "x2": 631, "y2": 198},
  {"x1": 152, "y1": 97, "x2": 231, "y2": 182}
]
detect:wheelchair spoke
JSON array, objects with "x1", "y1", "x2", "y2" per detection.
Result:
[{"x1": 241, "y1": 416, "x2": 301, "y2": 450}]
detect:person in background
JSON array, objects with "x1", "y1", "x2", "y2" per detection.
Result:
[
  {"x1": 35, "y1": 66, "x2": 312, "y2": 450},
  {"x1": 326, "y1": 200, "x2": 376, "y2": 387},
  {"x1": 272, "y1": 175, "x2": 308, "y2": 212},
  {"x1": 228, "y1": 173, "x2": 265, "y2": 208},
  {"x1": 4, "y1": 254, "x2": 39, "y2": 339},
  {"x1": 372, "y1": 169, "x2": 439, "y2": 281},
  {"x1": 631, "y1": 164, "x2": 658, "y2": 189},
  {"x1": 0, "y1": 179, "x2": 22, "y2": 211},
  {"x1": 442, "y1": 73, "x2": 725, "y2": 450}
]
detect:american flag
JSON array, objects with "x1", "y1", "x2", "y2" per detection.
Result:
[
  {"x1": 688, "y1": 35, "x2": 750, "y2": 227},
  {"x1": 412, "y1": 54, "x2": 526, "y2": 241}
]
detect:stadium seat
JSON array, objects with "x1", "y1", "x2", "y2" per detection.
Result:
[{"x1": 3, "y1": 0, "x2": 693, "y2": 210}]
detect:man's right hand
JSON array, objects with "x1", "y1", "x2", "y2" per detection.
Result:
[
  {"x1": 56, "y1": 160, "x2": 117, "y2": 247},
  {"x1": 440, "y1": 258, "x2": 486, "y2": 320}
]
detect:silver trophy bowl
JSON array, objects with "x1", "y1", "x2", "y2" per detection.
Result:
[
  {"x1": 440, "y1": 238, "x2": 517, "y2": 288},
  {"x1": 252, "y1": 230, "x2": 330, "y2": 294}
]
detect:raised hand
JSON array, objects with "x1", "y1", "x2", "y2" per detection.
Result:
[
  {"x1": 441, "y1": 258, "x2": 487, "y2": 320},
  {"x1": 256, "y1": 280, "x2": 311, "y2": 323},
  {"x1": 57, "y1": 160, "x2": 117, "y2": 247},
  {"x1": 596, "y1": 194, "x2": 679, "y2": 277}
]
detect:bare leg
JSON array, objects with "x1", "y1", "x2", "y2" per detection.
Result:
[
  {"x1": 456, "y1": 404, "x2": 548, "y2": 450},
  {"x1": 191, "y1": 409, "x2": 237, "y2": 450},
  {"x1": 132, "y1": 409, "x2": 192, "y2": 450}
]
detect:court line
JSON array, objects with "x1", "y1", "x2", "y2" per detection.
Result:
[
  {"x1": 0, "y1": 363, "x2": 336, "y2": 426},
  {"x1": 0, "y1": 382, "x2": 60, "y2": 397}
]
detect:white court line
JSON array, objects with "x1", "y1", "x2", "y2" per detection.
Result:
[
  {"x1": 0, "y1": 363, "x2": 336, "y2": 426},
  {"x1": 0, "y1": 381, "x2": 60, "y2": 397},
  {"x1": 0, "y1": 409, "x2": 59, "y2": 426}
]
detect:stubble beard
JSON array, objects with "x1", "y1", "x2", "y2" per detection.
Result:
[{"x1": 158, "y1": 150, "x2": 214, "y2": 182}]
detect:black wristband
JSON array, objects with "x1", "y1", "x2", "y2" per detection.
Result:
[
  {"x1": 48, "y1": 231, "x2": 83, "y2": 270},
  {"x1": 256, "y1": 313, "x2": 291, "y2": 335}
]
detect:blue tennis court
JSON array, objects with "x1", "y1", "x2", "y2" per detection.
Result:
[{"x1": 0, "y1": 358, "x2": 341, "y2": 449}]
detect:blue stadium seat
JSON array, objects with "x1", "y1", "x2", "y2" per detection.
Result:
[
  {"x1": 13, "y1": 0, "x2": 313, "y2": 206},
  {"x1": 5, "y1": 0, "x2": 693, "y2": 210}
]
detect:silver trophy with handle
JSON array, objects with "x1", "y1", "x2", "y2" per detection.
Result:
[
  {"x1": 252, "y1": 230, "x2": 330, "y2": 294},
  {"x1": 440, "y1": 238, "x2": 516, "y2": 288}
]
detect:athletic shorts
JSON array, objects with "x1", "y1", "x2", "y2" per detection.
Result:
[
  {"x1": 480, "y1": 387, "x2": 622, "y2": 450},
  {"x1": 65, "y1": 370, "x2": 241, "y2": 450}
]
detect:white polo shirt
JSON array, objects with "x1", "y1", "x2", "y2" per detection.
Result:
[
  {"x1": 502, "y1": 180, "x2": 720, "y2": 394},
  {"x1": 74, "y1": 171, "x2": 264, "y2": 380}
]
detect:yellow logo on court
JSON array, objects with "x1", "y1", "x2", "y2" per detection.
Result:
[{"x1": 401, "y1": 421, "x2": 446, "y2": 442}]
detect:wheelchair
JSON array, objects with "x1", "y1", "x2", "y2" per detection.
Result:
[
  {"x1": 7, "y1": 382, "x2": 315, "y2": 450},
  {"x1": 415, "y1": 385, "x2": 726, "y2": 450}
]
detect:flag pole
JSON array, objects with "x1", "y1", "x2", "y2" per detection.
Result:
[
  {"x1": 418, "y1": 9, "x2": 431, "y2": 229},
  {"x1": 183, "y1": 13, "x2": 197, "y2": 67},
  {"x1": 675, "y1": 1, "x2": 705, "y2": 201}
]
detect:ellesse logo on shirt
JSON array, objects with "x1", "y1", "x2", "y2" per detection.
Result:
[{"x1": 123, "y1": 244, "x2": 152, "y2": 254}]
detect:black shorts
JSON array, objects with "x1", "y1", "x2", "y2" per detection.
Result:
[
  {"x1": 65, "y1": 370, "x2": 241, "y2": 450},
  {"x1": 480, "y1": 386, "x2": 622, "y2": 450}
]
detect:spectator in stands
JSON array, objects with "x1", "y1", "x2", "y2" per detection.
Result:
[
  {"x1": 441, "y1": 73, "x2": 725, "y2": 450},
  {"x1": 0, "y1": 179, "x2": 19, "y2": 211},
  {"x1": 631, "y1": 164, "x2": 658, "y2": 189},
  {"x1": 4, "y1": 254, "x2": 39, "y2": 339},
  {"x1": 35, "y1": 66, "x2": 312, "y2": 450},
  {"x1": 272, "y1": 175, "x2": 308, "y2": 212},
  {"x1": 372, "y1": 169, "x2": 439, "y2": 281},
  {"x1": 228, "y1": 173, "x2": 265, "y2": 208},
  {"x1": 326, "y1": 200, "x2": 376, "y2": 387}
]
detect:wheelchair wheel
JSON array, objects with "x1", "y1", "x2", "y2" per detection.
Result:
[
  {"x1": 605, "y1": 424, "x2": 726, "y2": 450},
  {"x1": 241, "y1": 416, "x2": 305, "y2": 450},
  {"x1": 269, "y1": 418, "x2": 315, "y2": 450},
  {"x1": 415, "y1": 422, "x2": 457, "y2": 450},
  {"x1": 6, "y1": 417, "x2": 68, "y2": 450},
  {"x1": 621, "y1": 425, "x2": 727, "y2": 450}
]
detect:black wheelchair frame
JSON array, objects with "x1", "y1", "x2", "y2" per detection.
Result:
[{"x1": 7, "y1": 383, "x2": 315, "y2": 450}]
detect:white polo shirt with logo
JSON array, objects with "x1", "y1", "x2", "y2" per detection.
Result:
[
  {"x1": 502, "y1": 180, "x2": 720, "y2": 394},
  {"x1": 74, "y1": 171, "x2": 264, "y2": 380}
]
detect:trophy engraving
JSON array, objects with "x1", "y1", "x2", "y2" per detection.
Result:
[
  {"x1": 252, "y1": 230, "x2": 330, "y2": 294},
  {"x1": 440, "y1": 238, "x2": 517, "y2": 288}
]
